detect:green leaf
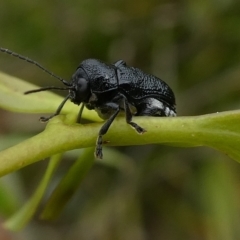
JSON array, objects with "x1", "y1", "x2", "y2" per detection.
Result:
[
  {"x1": 40, "y1": 148, "x2": 95, "y2": 220},
  {"x1": 0, "y1": 71, "x2": 67, "y2": 113},
  {"x1": 4, "y1": 154, "x2": 62, "y2": 231},
  {"x1": 0, "y1": 71, "x2": 101, "y2": 121},
  {"x1": 0, "y1": 179, "x2": 20, "y2": 216}
]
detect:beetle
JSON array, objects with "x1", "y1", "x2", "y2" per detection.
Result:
[{"x1": 0, "y1": 47, "x2": 176, "y2": 158}]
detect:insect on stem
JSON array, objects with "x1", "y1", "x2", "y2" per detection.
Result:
[{"x1": 0, "y1": 48, "x2": 177, "y2": 159}]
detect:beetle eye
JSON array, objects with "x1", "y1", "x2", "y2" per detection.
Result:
[
  {"x1": 75, "y1": 78, "x2": 90, "y2": 102},
  {"x1": 77, "y1": 78, "x2": 88, "y2": 91}
]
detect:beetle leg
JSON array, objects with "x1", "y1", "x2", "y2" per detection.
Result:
[
  {"x1": 40, "y1": 94, "x2": 70, "y2": 122},
  {"x1": 95, "y1": 106, "x2": 120, "y2": 159},
  {"x1": 121, "y1": 95, "x2": 146, "y2": 134},
  {"x1": 76, "y1": 103, "x2": 85, "y2": 123}
]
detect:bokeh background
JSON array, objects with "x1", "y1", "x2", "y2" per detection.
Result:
[{"x1": 1, "y1": 0, "x2": 240, "y2": 239}]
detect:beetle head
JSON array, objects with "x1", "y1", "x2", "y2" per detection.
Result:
[
  {"x1": 0, "y1": 47, "x2": 92, "y2": 121},
  {"x1": 69, "y1": 68, "x2": 91, "y2": 105}
]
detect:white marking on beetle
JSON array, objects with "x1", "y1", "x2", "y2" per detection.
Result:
[{"x1": 145, "y1": 98, "x2": 176, "y2": 117}]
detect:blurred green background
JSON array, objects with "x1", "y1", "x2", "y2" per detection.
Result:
[{"x1": 1, "y1": 0, "x2": 240, "y2": 239}]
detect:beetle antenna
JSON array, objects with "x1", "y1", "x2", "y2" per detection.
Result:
[
  {"x1": 0, "y1": 47, "x2": 71, "y2": 86},
  {"x1": 24, "y1": 86, "x2": 74, "y2": 94}
]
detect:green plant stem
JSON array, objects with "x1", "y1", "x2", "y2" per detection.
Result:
[{"x1": 1, "y1": 110, "x2": 240, "y2": 177}]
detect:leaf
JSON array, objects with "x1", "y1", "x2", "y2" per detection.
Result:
[
  {"x1": 40, "y1": 148, "x2": 94, "y2": 220},
  {"x1": 0, "y1": 179, "x2": 20, "y2": 216},
  {"x1": 4, "y1": 154, "x2": 62, "y2": 231},
  {"x1": 0, "y1": 71, "x2": 67, "y2": 113},
  {"x1": 0, "y1": 71, "x2": 100, "y2": 121}
]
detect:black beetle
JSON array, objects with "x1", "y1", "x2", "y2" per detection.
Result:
[{"x1": 0, "y1": 48, "x2": 176, "y2": 158}]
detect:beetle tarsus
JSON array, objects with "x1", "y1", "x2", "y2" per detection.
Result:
[
  {"x1": 39, "y1": 116, "x2": 52, "y2": 122},
  {"x1": 95, "y1": 135, "x2": 103, "y2": 159},
  {"x1": 129, "y1": 122, "x2": 146, "y2": 134}
]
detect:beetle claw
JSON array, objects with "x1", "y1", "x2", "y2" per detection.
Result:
[
  {"x1": 95, "y1": 147, "x2": 103, "y2": 159},
  {"x1": 39, "y1": 116, "x2": 50, "y2": 122}
]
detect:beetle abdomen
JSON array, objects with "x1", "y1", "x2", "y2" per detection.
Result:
[{"x1": 117, "y1": 65, "x2": 176, "y2": 106}]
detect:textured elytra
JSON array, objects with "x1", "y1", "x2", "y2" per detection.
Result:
[
  {"x1": 79, "y1": 59, "x2": 118, "y2": 93},
  {"x1": 117, "y1": 64, "x2": 175, "y2": 105}
]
